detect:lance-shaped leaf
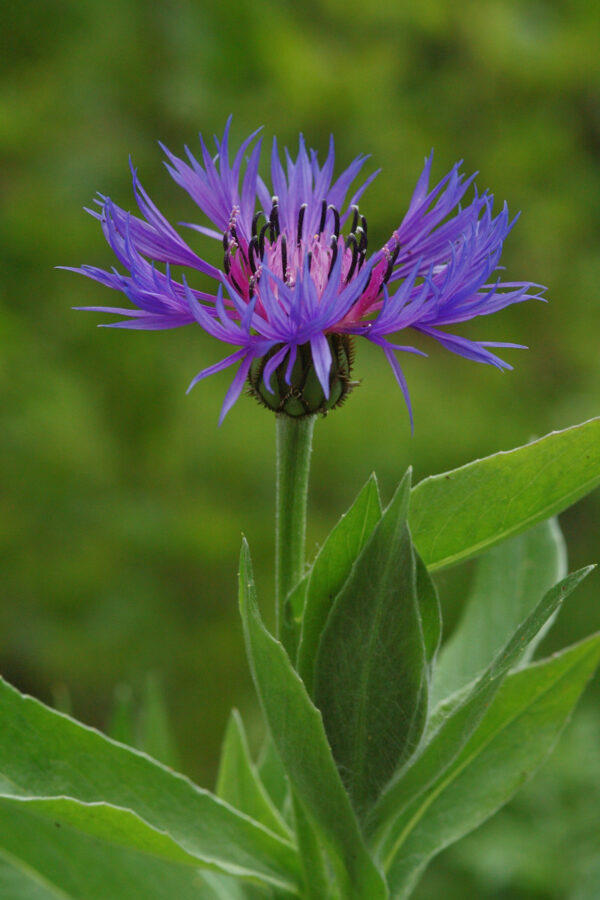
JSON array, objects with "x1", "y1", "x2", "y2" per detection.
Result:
[
  {"x1": 313, "y1": 472, "x2": 428, "y2": 817},
  {"x1": 0, "y1": 796, "x2": 249, "y2": 900},
  {"x1": 216, "y1": 710, "x2": 292, "y2": 841},
  {"x1": 410, "y1": 417, "x2": 600, "y2": 571},
  {"x1": 380, "y1": 634, "x2": 600, "y2": 899},
  {"x1": 295, "y1": 473, "x2": 382, "y2": 689},
  {"x1": 432, "y1": 518, "x2": 566, "y2": 706},
  {"x1": 0, "y1": 679, "x2": 301, "y2": 893},
  {"x1": 239, "y1": 541, "x2": 388, "y2": 900},
  {"x1": 367, "y1": 564, "x2": 593, "y2": 842}
]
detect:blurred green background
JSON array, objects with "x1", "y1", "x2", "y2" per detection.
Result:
[{"x1": 1, "y1": 0, "x2": 599, "y2": 896}]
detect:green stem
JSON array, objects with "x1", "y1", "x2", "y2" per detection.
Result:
[{"x1": 275, "y1": 415, "x2": 316, "y2": 637}]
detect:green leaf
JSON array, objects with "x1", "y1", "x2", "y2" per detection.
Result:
[
  {"x1": 239, "y1": 541, "x2": 388, "y2": 900},
  {"x1": 256, "y1": 736, "x2": 289, "y2": 817},
  {"x1": 291, "y1": 793, "x2": 330, "y2": 900},
  {"x1": 410, "y1": 417, "x2": 600, "y2": 571},
  {"x1": 0, "y1": 679, "x2": 301, "y2": 894},
  {"x1": 136, "y1": 673, "x2": 181, "y2": 770},
  {"x1": 379, "y1": 633, "x2": 600, "y2": 899},
  {"x1": 415, "y1": 553, "x2": 441, "y2": 668},
  {"x1": 296, "y1": 473, "x2": 382, "y2": 690},
  {"x1": 216, "y1": 710, "x2": 292, "y2": 841},
  {"x1": 313, "y1": 472, "x2": 428, "y2": 816},
  {"x1": 367, "y1": 565, "x2": 593, "y2": 842},
  {"x1": 0, "y1": 797, "x2": 242, "y2": 900},
  {"x1": 432, "y1": 518, "x2": 566, "y2": 706}
]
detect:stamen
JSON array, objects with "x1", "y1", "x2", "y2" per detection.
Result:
[
  {"x1": 269, "y1": 196, "x2": 280, "y2": 242},
  {"x1": 318, "y1": 199, "x2": 327, "y2": 234},
  {"x1": 360, "y1": 214, "x2": 368, "y2": 239},
  {"x1": 248, "y1": 236, "x2": 259, "y2": 274},
  {"x1": 281, "y1": 234, "x2": 288, "y2": 279},
  {"x1": 222, "y1": 231, "x2": 229, "y2": 251},
  {"x1": 297, "y1": 204, "x2": 307, "y2": 245},
  {"x1": 350, "y1": 204, "x2": 359, "y2": 234},
  {"x1": 345, "y1": 234, "x2": 359, "y2": 283},
  {"x1": 383, "y1": 244, "x2": 400, "y2": 284},
  {"x1": 356, "y1": 226, "x2": 367, "y2": 253},
  {"x1": 327, "y1": 236, "x2": 338, "y2": 278},
  {"x1": 328, "y1": 204, "x2": 340, "y2": 239},
  {"x1": 223, "y1": 253, "x2": 231, "y2": 275},
  {"x1": 252, "y1": 211, "x2": 264, "y2": 238},
  {"x1": 259, "y1": 222, "x2": 270, "y2": 258},
  {"x1": 307, "y1": 251, "x2": 313, "y2": 273}
]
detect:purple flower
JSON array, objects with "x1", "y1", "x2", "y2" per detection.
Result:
[{"x1": 68, "y1": 119, "x2": 544, "y2": 424}]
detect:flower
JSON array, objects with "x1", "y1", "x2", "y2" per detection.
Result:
[{"x1": 68, "y1": 119, "x2": 544, "y2": 425}]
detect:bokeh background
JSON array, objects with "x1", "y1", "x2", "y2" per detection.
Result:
[{"x1": 2, "y1": 0, "x2": 600, "y2": 896}]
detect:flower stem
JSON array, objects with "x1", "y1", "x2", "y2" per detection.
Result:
[{"x1": 275, "y1": 415, "x2": 316, "y2": 637}]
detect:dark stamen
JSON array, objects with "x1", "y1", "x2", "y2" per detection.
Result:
[
  {"x1": 350, "y1": 204, "x2": 359, "y2": 234},
  {"x1": 297, "y1": 203, "x2": 307, "y2": 245},
  {"x1": 259, "y1": 222, "x2": 270, "y2": 258},
  {"x1": 360, "y1": 214, "x2": 368, "y2": 239},
  {"x1": 328, "y1": 204, "x2": 340, "y2": 238},
  {"x1": 222, "y1": 231, "x2": 229, "y2": 251},
  {"x1": 307, "y1": 251, "x2": 313, "y2": 272},
  {"x1": 318, "y1": 199, "x2": 327, "y2": 234},
  {"x1": 358, "y1": 248, "x2": 367, "y2": 271},
  {"x1": 223, "y1": 253, "x2": 231, "y2": 275},
  {"x1": 269, "y1": 196, "x2": 280, "y2": 242},
  {"x1": 281, "y1": 234, "x2": 288, "y2": 279},
  {"x1": 230, "y1": 275, "x2": 244, "y2": 295},
  {"x1": 248, "y1": 236, "x2": 259, "y2": 274},
  {"x1": 345, "y1": 234, "x2": 359, "y2": 283},
  {"x1": 356, "y1": 225, "x2": 367, "y2": 253},
  {"x1": 252, "y1": 211, "x2": 264, "y2": 237},
  {"x1": 327, "y1": 236, "x2": 338, "y2": 278},
  {"x1": 383, "y1": 244, "x2": 400, "y2": 285}
]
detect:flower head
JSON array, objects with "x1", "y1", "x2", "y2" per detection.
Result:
[{"x1": 68, "y1": 119, "x2": 544, "y2": 425}]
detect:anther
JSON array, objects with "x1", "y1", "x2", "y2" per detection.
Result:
[
  {"x1": 360, "y1": 215, "x2": 368, "y2": 239},
  {"x1": 222, "y1": 231, "x2": 229, "y2": 251},
  {"x1": 252, "y1": 211, "x2": 264, "y2": 238},
  {"x1": 345, "y1": 234, "x2": 359, "y2": 283},
  {"x1": 223, "y1": 253, "x2": 231, "y2": 275},
  {"x1": 318, "y1": 199, "x2": 327, "y2": 234},
  {"x1": 327, "y1": 236, "x2": 339, "y2": 278},
  {"x1": 307, "y1": 251, "x2": 313, "y2": 273},
  {"x1": 259, "y1": 222, "x2": 270, "y2": 258},
  {"x1": 356, "y1": 226, "x2": 367, "y2": 253},
  {"x1": 383, "y1": 245, "x2": 400, "y2": 284},
  {"x1": 328, "y1": 204, "x2": 340, "y2": 239},
  {"x1": 269, "y1": 196, "x2": 280, "y2": 242},
  {"x1": 281, "y1": 234, "x2": 288, "y2": 279},
  {"x1": 248, "y1": 236, "x2": 259, "y2": 274},
  {"x1": 350, "y1": 204, "x2": 359, "y2": 234},
  {"x1": 297, "y1": 204, "x2": 307, "y2": 245}
]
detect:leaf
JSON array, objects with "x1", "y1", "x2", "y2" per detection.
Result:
[
  {"x1": 239, "y1": 541, "x2": 388, "y2": 900},
  {"x1": 415, "y1": 553, "x2": 441, "y2": 668},
  {"x1": 313, "y1": 472, "x2": 428, "y2": 816},
  {"x1": 291, "y1": 793, "x2": 330, "y2": 900},
  {"x1": 0, "y1": 797, "x2": 234, "y2": 900},
  {"x1": 256, "y1": 736, "x2": 289, "y2": 817},
  {"x1": 296, "y1": 473, "x2": 382, "y2": 691},
  {"x1": 367, "y1": 565, "x2": 593, "y2": 842},
  {"x1": 409, "y1": 417, "x2": 600, "y2": 571},
  {"x1": 216, "y1": 710, "x2": 292, "y2": 841},
  {"x1": 0, "y1": 679, "x2": 301, "y2": 893},
  {"x1": 379, "y1": 633, "x2": 600, "y2": 899},
  {"x1": 136, "y1": 673, "x2": 181, "y2": 770},
  {"x1": 431, "y1": 518, "x2": 566, "y2": 706}
]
